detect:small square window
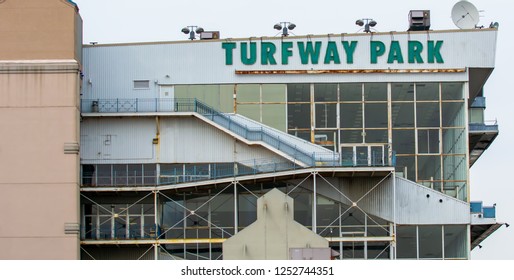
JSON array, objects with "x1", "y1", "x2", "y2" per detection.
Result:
[{"x1": 133, "y1": 80, "x2": 150, "y2": 89}]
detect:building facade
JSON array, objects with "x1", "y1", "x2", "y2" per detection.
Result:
[
  {"x1": 0, "y1": 1, "x2": 502, "y2": 260},
  {"x1": 0, "y1": 0, "x2": 82, "y2": 259}
]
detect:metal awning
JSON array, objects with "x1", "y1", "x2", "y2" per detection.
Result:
[{"x1": 470, "y1": 223, "x2": 503, "y2": 250}]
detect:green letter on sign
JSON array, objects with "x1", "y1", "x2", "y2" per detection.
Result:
[
  {"x1": 298, "y1": 41, "x2": 321, "y2": 64},
  {"x1": 342, "y1": 41, "x2": 358, "y2": 64},
  {"x1": 408, "y1": 41, "x2": 424, "y2": 63},
  {"x1": 261, "y1": 42, "x2": 277, "y2": 65},
  {"x1": 428, "y1": 41, "x2": 444, "y2": 63},
  {"x1": 387, "y1": 41, "x2": 404, "y2": 64},
  {"x1": 222, "y1": 42, "x2": 237, "y2": 65},
  {"x1": 324, "y1": 41, "x2": 341, "y2": 64},
  {"x1": 282, "y1": 42, "x2": 293, "y2": 65},
  {"x1": 241, "y1": 42, "x2": 257, "y2": 65},
  {"x1": 370, "y1": 41, "x2": 386, "y2": 64}
]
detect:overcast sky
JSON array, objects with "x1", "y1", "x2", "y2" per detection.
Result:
[{"x1": 73, "y1": 0, "x2": 513, "y2": 260}]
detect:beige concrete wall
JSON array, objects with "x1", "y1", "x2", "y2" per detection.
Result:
[
  {"x1": 223, "y1": 188, "x2": 328, "y2": 260},
  {"x1": 0, "y1": 0, "x2": 82, "y2": 61},
  {"x1": 0, "y1": 61, "x2": 81, "y2": 259}
]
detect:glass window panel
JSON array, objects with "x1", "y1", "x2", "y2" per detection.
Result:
[
  {"x1": 443, "y1": 155, "x2": 467, "y2": 181},
  {"x1": 365, "y1": 103, "x2": 388, "y2": 128},
  {"x1": 419, "y1": 226, "x2": 443, "y2": 259},
  {"x1": 418, "y1": 129, "x2": 439, "y2": 154},
  {"x1": 315, "y1": 103, "x2": 337, "y2": 128},
  {"x1": 417, "y1": 155, "x2": 442, "y2": 181},
  {"x1": 364, "y1": 83, "x2": 387, "y2": 101},
  {"x1": 238, "y1": 194, "x2": 257, "y2": 227},
  {"x1": 263, "y1": 104, "x2": 287, "y2": 132},
  {"x1": 143, "y1": 164, "x2": 156, "y2": 185},
  {"x1": 397, "y1": 226, "x2": 417, "y2": 259},
  {"x1": 443, "y1": 128, "x2": 466, "y2": 154},
  {"x1": 314, "y1": 130, "x2": 337, "y2": 150},
  {"x1": 392, "y1": 103, "x2": 414, "y2": 128},
  {"x1": 393, "y1": 130, "x2": 415, "y2": 154},
  {"x1": 287, "y1": 83, "x2": 310, "y2": 102},
  {"x1": 262, "y1": 84, "x2": 286, "y2": 102},
  {"x1": 442, "y1": 102, "x2": 465, "y2": 127},
  {"x1": 392, "y1": 83, "x2": 414, "y2": 101},
  {"x1": 342, "y1": 242, "x2": 365, "y2": 259},
  {"x1": 365, "y1": 129, "x2": 387, "y2": 143},
  {"x1": 314, "y1": 84, "x2": 337, "y2": 102},
  {"x1": 237, "y1": 104, "x2": 260, "y2": 122},
  {"x1": 288, "y1": 130, "x2": 310, "y2": 142},
  {"x1": 237, "y1": 84, "x2": 260, "y2": 102},
  {"x1": 368, "y1": 242, "x2": 391, "y2": 259},
  {"x1": 220, "y1": 85, "x2": 234, "y2": 113},
  {"x1": 113, "y1": 164, "x2": 127, "y2": 186},
  {"x1": 340, "y1": 83, "x2": 362, "y2": 101},
  {"x1": 96, "y1": 164, "x2": 112, "y2": 186},
  {"x1": 292, "y1": 192, "x2": 312, "y2": 227},
  {"x1": 341, "y1": 103, "x2": 362, "y2": 128},
  {"x1": 395, "y1": 156, "x2": 415, "y2": 181},
  {"x1": 416, "y1": 83, "x2": 439, "y2": 101},
  {"x1": 287, "y1": 104, "x2": 310, "y2": 129},
  {"x1": 469, "y1": 108, "x2": 484, "y2": 124},
  {"x1": 341, "y1": 130, "x2": 363, "y2": 144},
  {"x1": 417, "y1": 102, "x2": 440, "y2": 127},
  {"x1": 442, "y1": 83, "x2": 464, "y2": 100},
  {"x1": 444, "y1": 225, "x2": 467, "y2": 259},
  {"x1": 443, "y1": 182, "x2": 467, "y2": 201}
]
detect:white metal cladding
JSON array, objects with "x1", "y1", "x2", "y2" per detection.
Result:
[
  {"x1": 81, "y1": 115, "x2": 286, "y2": 164},
  {"x1": 302, "y1": 175, "x2": 469, "y2": 224},
  {"x1": 82, "y1": 29, "x2": 496, "y2": 99},
  {"x1": 158, "y1": 116, "x2": 284, "y2": 163},
  {"x1": 394, "y1": 177, "x2": 469, "y2": 224},
  {"x1": 80, "y1": 117, "x2": 156, "y2": 164}
]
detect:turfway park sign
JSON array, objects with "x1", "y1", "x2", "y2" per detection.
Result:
[{"x1": 222, "y1": 40, "x2": 444, "y2": 66}]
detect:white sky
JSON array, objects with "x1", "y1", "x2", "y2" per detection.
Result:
[{"x1": 73, "y1": 0, "x2": 513, "y2": 260}]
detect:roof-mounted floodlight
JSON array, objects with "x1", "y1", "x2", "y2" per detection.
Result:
[
  {"x1": 355, "y1": 18, "x2": 377, "y2": 33},
  {"x1": 181, "y1": 26, "x2": 204, "y2": 40},
  {"x1": 273, "y1": 22, "x2": 296, "y2": 36}
]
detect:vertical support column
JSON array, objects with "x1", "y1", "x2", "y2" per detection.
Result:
[
  {"x1": 140, "y1": 204, "x2": 144, "y2": 238},
  {"x1": 234, "y1": 182, "x2": 239, "y2": 234},
  {"x1": 364, "y1": 213, "x2": 368, "y2": 259},
  {"x1": 154, "y1": 244, "x2": 159, "y2": 260},
  {"x1": 312, "y1": 172, "x2": 317, "y2": 233},
  {"x1": 466, "y1": 224, "x2": 471, "y2": 260},
  {"x1": 416, "y1": 225, "x2": 420, "y2": 260},
  {"x1": 389, "y1": 223, "x2": 394, "y2": 260},
  {"x1": 183, "y1": 192, "x2": 187, "y2": 259},
  {"x1": 154, "y1": 191, "x2": 159, "y2": 239},
  {"x1": 387, "y1": 82, "x2": 393, "y2": 166},
  {"x1": 126, "y1": 204, "x2": 130, "y2": 239},
  {"x1": 95, "y1": 207, "x2": 100, "y2": 240},
  {"x1": 339, "y1": 203, "x2": 343, "y2": 260},
  {"x1": 111, "y1": 206, "x2": 115, "y2": 239},
  {"x1": 81, "y1": 204, "x2": 86, "y2": 240},
  {"x1": 208, "y1": 189, "x2": 212, "y2": 260},
  {"x1": 392, "y1": 171, "x2": 397, "y2": 260}
]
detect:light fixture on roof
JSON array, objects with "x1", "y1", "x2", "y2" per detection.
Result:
[
  {"x1": 355, "y1": 18, "x2": 377, "y2": 33},
  {"x1": 181, "y1": 26, "x2": 204, "y2": 40},
  {"x1": 273, "y1": 22, "x2": 296, "y2": 36}
]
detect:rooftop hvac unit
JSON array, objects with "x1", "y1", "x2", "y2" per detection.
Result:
[
  {"x1": 200, "y1": 31, "x2": 220, "y2": 40},
  {"x1": 408, "y1": 10, "x2": 430, "y2": 31}
]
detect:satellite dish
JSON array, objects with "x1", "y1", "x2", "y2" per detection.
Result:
[{"x1": 452, "y1": 1, "x2": 480, "y2": 29}]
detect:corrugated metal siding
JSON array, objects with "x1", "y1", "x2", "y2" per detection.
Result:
[
  {"x1": 310, "y1": 175, "x2": 469, "y2": 225},
  {"x1": 81, "y1": 118, "x2": 156, "y2": 163},
  {"x1": 82, "y1": 30, "x2": 497, "y2": 99},
  {"x1": 81, "y1": 115, "x2": 284, "y2": 164},
  {"x1": 394, "y1": 177, "x2": 469, "y2": 224},
  {"x1": 160, "y1": 116, "x2": 279, "y2": 163}
]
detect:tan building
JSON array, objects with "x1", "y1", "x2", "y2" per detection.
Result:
[{"x1": 0, "y1": 0, "x2": 82, "y2": 259}]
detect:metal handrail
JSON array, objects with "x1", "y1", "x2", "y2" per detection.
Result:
[{"x1": 80, "y1": 98, "x2": 395, "y2": 169}]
